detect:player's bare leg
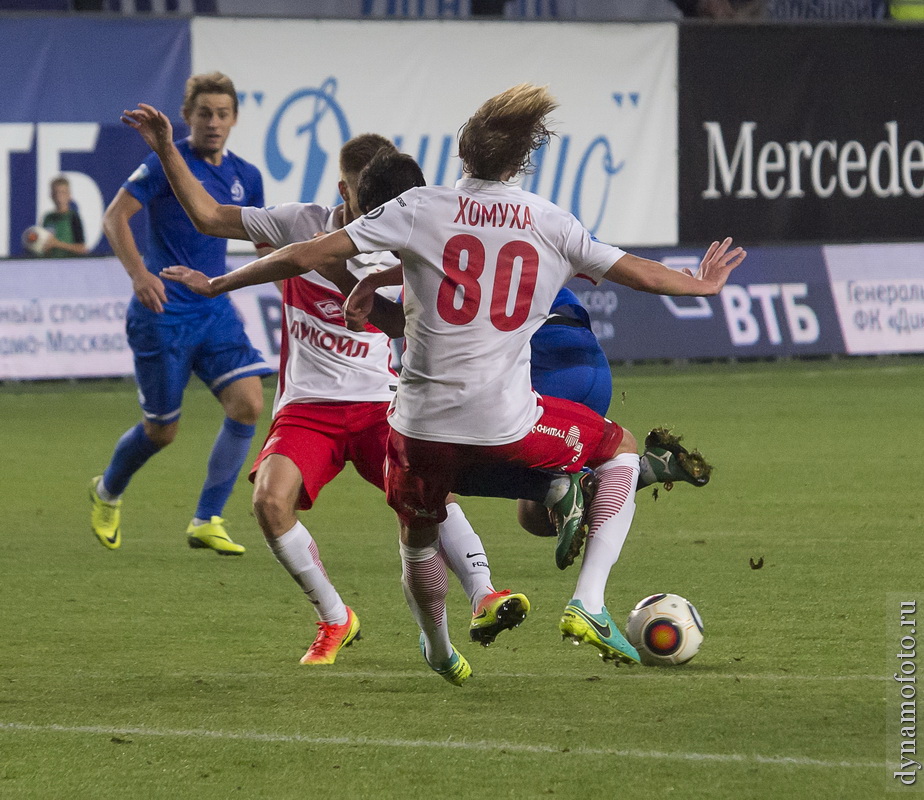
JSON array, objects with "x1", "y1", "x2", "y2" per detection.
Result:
[{"x1": 253, "y1": 454, "x2": 360, "y2": 664}]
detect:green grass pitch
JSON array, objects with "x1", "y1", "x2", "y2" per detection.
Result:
[{"x1": 2, "y1": 357, "x2": 921, "y2": 799}]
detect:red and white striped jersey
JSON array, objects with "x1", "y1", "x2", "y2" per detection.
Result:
[
  {"x1": 345, "y1": 179, "x2": 624, "y2": 446},
  {"x1": 241, "y1": 202, "x2": 399, "y2": 415}
]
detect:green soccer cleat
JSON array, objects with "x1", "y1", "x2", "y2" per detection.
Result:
[
  {"x1": 552, "y1": 470, "x2": 597, "y2": 570},
  {"x1": 559, "y1": 599, "x2": 640, "y2": 666},
  {"x1": 639, "y1": 427, "x2": 712, "y2": 491},
  {"x1": 419, "y1": 633, "x2": 472, "y2": 686},
  {"x1": 89, "y1": 476, "x2": 122, "y2": 550},
  {"x1": 300, "y1": 606, "x2": 362, "y2": 665},
  {"x1": 187, "y1": 516, "x2": 246, "y2": 555},
  {"x1": 469, "y1": 589, "x2": 531, "y2": 647}
]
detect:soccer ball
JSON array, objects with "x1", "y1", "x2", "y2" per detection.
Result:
[
  {"x1": 626, "y1": 593, "x2": 704, "y2": 666},
  {"x1": 22, "y1": 225, "x2": 51, "y2": 255}
]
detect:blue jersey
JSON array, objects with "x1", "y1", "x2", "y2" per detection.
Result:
[
  {"x1": 546, "y1": 286, "x2": 592, "y2": 327},
  {"x1": 123, "y1": 138, "x2": 264, "y2": 308},
  {"x1": 530, "y1": 286, "x2": 612, "y2": 416}
]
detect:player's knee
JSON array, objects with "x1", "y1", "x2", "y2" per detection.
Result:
[
  {"x1": 219, "y1": 379, "x2": 264, "y2": 425},
  {"x1": 586, "y1": 423, "x2": 636, "y2": 467},
  {"x1": 616, "y1": 428, "x2": 638, "y2": 455},
  {"x1": 143, "y1": 420, "x2": 177, "y2": 448},
  {"x1": 228, "y1": 398, "x2": 262, "y2": 426},
  {"x1": 252, "y1": 484, "x2": 287, "y2": 526}
]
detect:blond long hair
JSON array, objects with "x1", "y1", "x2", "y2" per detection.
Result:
[{"x1": 457, "y1": 84, "x2": 559, "y2": 181}]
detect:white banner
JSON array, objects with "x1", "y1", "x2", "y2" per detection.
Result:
[
  {"x1": 0, "y1": 257, "x2": 281, "y2": 381},
  {"x1": 824, "y1": 244, "x2": 924, "y2": 355},
  {"x1": 191, "y1": 18, "x2": 678, "y2": 247}
]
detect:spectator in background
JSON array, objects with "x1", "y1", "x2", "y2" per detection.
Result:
[
  {"x1": 502, "y1": 0, "x2": 682, "y2": 18},
  {"x1": 39, "y1": 176, "x2": 88, "y2": 257},
  {"x1": 765, "y1": 0, "x2": 885, "y2": 17},
  {"x1": 671, "y1": 0, "x2": 765, "y2": 17}
]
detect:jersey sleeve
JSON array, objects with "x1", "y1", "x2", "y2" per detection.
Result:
[
  {"x1": 122, "y1": 151, "x2": 168, "y2": 206},
  {"x1": 343, "y1": 191, "x2": 417, "y2": 254},
  {"x1": 240, "y1": 204, "x2": 305, "y2": 250},
  {"x1": 562, "y1": 216, "x2": 626, "y2": 284}
]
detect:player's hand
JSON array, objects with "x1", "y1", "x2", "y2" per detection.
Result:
[
  {"x1": 120, "y1": 103, "x2": 174, "y2": 154},
  {"x1": 695, "y1": 237, "x2": 747, "y2": 294},
  {"x1": 159, "y1": 266, "x2": 215, "y2": 298},
  {"x1": 42, "y1": 234, "x2": 62, "y2": 254},
  {"x1": 344, "y1": 279, "x2": 376, "y2": 332},
  {"x1": 132, "y1": 271, "x2": 169, "y2": 313}
]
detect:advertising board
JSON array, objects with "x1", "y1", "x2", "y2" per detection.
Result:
[
  {"x1": 679, "y1": 26, "x2": 924, "y2": 244},
  {"x1": 192, "y1": 18, "x2": 679, "y2": 246}
]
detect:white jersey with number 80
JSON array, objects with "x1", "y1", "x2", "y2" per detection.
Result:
[{"x1": 345, "y1": 178, "x2": 625, "y2": 446}]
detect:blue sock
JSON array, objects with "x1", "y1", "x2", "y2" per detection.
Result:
[
  {"x1": 195, "y1": 418, "x2": 256, "y2": 520},
  {"x1": 102, "y1": 422, "x2": 161, "y2": 496}
]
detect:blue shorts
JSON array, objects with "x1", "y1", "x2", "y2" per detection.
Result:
[
  {"x1": 127, "y1": 297, "x2": 275, "y2": 424},
  {"x1": 530, "y1": 322, "x2": 612, "y2": 417}
]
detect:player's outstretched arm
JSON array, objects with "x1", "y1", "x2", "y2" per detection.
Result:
[
  {"x1": 121, "y1": 103, "x2": 249, "y2": 241},
  {"x1": 603, "y1": 237, "x2": 746, "y2": 297},
  {"x1": 161, "y1": 230, "x2": 360, "y2": 297}
]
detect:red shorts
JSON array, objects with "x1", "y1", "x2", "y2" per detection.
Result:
[
  {"x1": 385, "y1": 394, "x2": 624, "y2": 528},
  {"x1": 250, "y1": 401, "x2": 390, "y2": 509}
]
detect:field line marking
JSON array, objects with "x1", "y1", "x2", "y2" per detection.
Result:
[
  {"x1": 0, "y1": 721, "x2": 882, "y2": 770},
  {"x1": 90, "y1": 670, "x2": 884, "y2": 682}
]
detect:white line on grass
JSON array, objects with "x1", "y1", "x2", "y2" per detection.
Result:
[
  {"x1": 120, "y1": 670, "x2": 886, "y2": 682},
  {"x1": 0, "y1": 721, "x2": 882, "y2": 770}
]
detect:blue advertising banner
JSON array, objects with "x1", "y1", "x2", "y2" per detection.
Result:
[
  {"x1": 0, "y1": 18, "x2": 190, "y2": 258},
  {"x1": 569, "y1": 244, "x2": 846, "y2": 361}
]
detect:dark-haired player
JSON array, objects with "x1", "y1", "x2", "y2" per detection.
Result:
[{"x1": 119, "y1": 105, "x2": 528, "y2": 665}]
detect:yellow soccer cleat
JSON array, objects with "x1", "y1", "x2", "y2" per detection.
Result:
[
  {"x1": 419, "y1": 634, "x2": 472, "y2": 686},
  {"x1": 469, "y1": 589, "x2": 531, "y2": 647},
  {"x1": 300, "y1": 606, "x2": 362, "y2": 665},
  {"x1": 187, "y1": 516, "x2": 246, "y2": 555},
  {"x1": 89, "y1": 476, "x2": 121, "y2": 550}
]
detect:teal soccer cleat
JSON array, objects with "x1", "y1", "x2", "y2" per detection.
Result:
[
  {"x1": 419, "y1": 633, "x2": 472, "y2": 686},
  {"x1": 559, "y1": 599, "x2": 640, "y2": 665}
]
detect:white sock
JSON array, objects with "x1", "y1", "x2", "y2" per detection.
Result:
[
  {"x1": 637, "y1": 454, "x2": 658, "y2": 489},
  {"x1": 268, "y1": 521, "x2": 347, "y2": 625},
  {"x1": 96, "y1": 477, "x2": 120, "y2": 504},
  {"x1": 572, "y1": 453, "x2": 640, "y2": 614},
  {"x1": 438, "y1": 502, "x2": 494, "y2": 611},
  {"x1": 400, "y1": 541, "x2": 452, "y2": 666}
]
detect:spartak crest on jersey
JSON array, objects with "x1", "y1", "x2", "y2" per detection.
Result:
[{"x1": 314, "y1": 298, "x2": 343, "y2": 320}]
